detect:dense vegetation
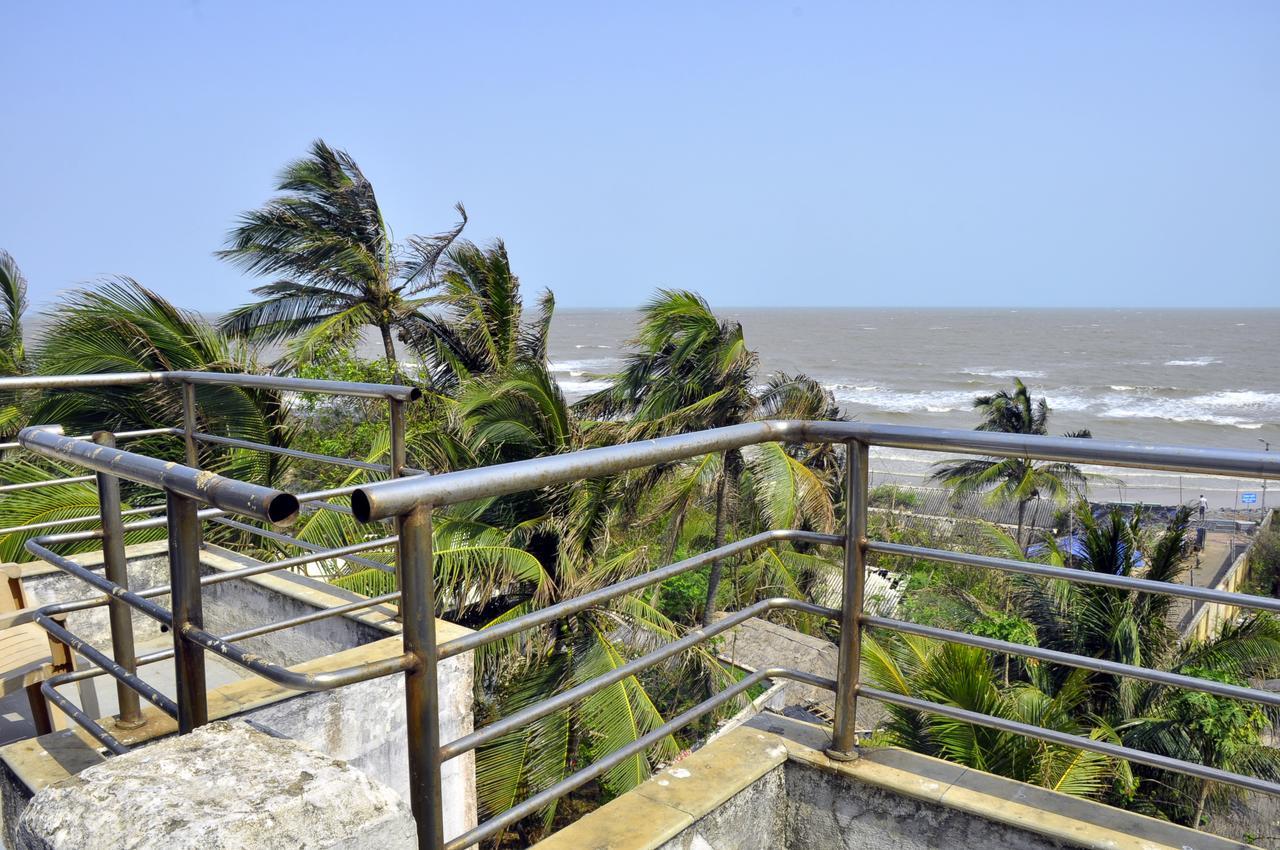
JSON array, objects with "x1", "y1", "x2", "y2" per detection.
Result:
[{"x1": 2, "y1": 142, "x2": 1277, "y2": 842}]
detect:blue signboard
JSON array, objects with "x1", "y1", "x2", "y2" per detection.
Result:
[{"x1": 1242, "y1": 493, "x2": 1258, "y2": 504}]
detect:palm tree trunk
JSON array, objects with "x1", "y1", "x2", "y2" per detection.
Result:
[
  {"x1": 701, "y1": 456, "x2": 731, "y2": 628},
  {"x1": 1016, "y1": 498, "x2": 1029, "y2": 551},
  {"x1": 1194, "y1": 779, "x2": 1211, "y2": 828},
  {"x1": 379, "y1": 323, "x2": 400, "y2": 380}
]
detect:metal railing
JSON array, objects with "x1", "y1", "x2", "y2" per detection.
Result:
[
  {"x1": 3, "y1": 374, "x2": 1280, "y2": 849},
  {"x1": 0, "y1": 371, "x2": 416, "y2": 743}
]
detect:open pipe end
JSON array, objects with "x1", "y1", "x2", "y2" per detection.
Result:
[
  {"x1": 405, "y1": 386, "x2": 423, "y2": 402},
  {"x1": 350, "y1": 488, "x2": 374, "y2": 523},
  {"x1": 266, "y1": 493, "x2": 301, "y2": 526}
]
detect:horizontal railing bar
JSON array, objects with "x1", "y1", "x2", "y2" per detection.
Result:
[
  {"x1": 0, "y1": 372, "x2": 167, "y2": 391},
  {"x1": 440, "y1": 597, "x2": 838, "y2": 761},
  {"x1": 8, "y1": 486, "x2": 376, "y2": 555},
  {"x1": 35, "y1": 614, "x2": 179, "y2": 718},
  {"x1": 41, "y1": 535, "x2": 400, "y2": 619},
  {"x1": 858, "y1": 685, "x2": 1280, "y2": 798},
  {"x1": 27, "y1": 540, "x2": 176, "y2": 627},
  {"x1": 166, "y1": 370, "x2": 422, "y2": 402},
  {"x1": 863, "y1": 615, "x2": 1280, "y2": 710},
  {"x1": 352, "y1": 420, "x2": 1280, "y2": 522},
  {"x1": 868, "y1": 541, "x2": 1280, "y2": 615},
  {"x1": 0, "y1": 370, "x2": 419, "y2": 400},
  {"x1": 219, "y1": 592, "x2": 401, "y2": 643},
  {"x1": 18, "y1": 426, "x2": 299, "y2": 525},
  {"x1": 211, "y1": 517, "x2": 395, "y2": 574},
  {"x1": 445, "y1": 666, "x2": 836, "y2": 850},
  {"x1": 0, "y1": 475, "x2": 95, "y2": 493},
  {"x1": 40, "y1": 673, "x2": 129, "y2": 755},
  {"x1": 191, "y1": 432, "x2": 391, "y2": 473},
  {"x1": 437, "y1": 529, "x2": 844, "y2": 660},
  {"x1": 0, "y1": 427, "x2": 179, "y2": 452},
  {"x1": 353, "y1": 421, "x2": 805, "y2": 520},
  {"x1": 42, "y1": 590, "x2": 401, "y2": 686},
  {"x1": 814, "y1": 421, "x2": 1280, "y2": 480},
  {"x1": 177, "y1": 619, "x2": 415, "y2": 692},
  {"x1": 0, "y1": 504, "x2": 167, "y2": 536}
]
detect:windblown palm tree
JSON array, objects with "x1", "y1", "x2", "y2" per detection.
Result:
[
  {"x1": 0, "y1": 251, "x2": 30, "y2": 436},
  {"x1": 581, "y1": 291, "x2": 843, "y2": 625},
  {"x1": 931, "y1": 378, "x2": 1091, "y2": 548},
  {"x1": 0, "y1": 251, "x2": 28, "y2": 378},
  {"x1": 1011, "y1": 506, "x2": 1280, "y2": 824},
  {"x1": 293, "y1": 362, "x2": 719, "y2": 843},
  {"x1": 0, "y1": 279, "x2": 294, "y2": 559},
  {"x1": 908, "y1": 507, "x2": 1280, "y2": 824},
  {"x1": 217, "y1": 140, "x2": 466, "y2": 372},
  {"x1": 863, "y1": 633, "x2": 1119, "y2": 796},
  {"x1": 398, "y1": 240, "x2": 554, "y2": 392}
]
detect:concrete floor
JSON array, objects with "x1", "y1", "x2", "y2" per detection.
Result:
[
  {"x1": 1173, "y1": 528, "x2": 1252, "y2": 634},
  {"x1": 0, "y1": 635, "x2": 251, "y2": 747}
]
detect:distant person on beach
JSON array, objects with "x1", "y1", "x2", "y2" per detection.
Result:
[{"x1": 1199, "y1": 495, "x2": 1207, "y2": 520}]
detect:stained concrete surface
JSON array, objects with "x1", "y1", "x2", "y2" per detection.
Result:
[
  {"x1": 1, "y1": 541, "x2": 477, "y2": 848},
  {"x1": 14, "y1": 720, "x2": 416, "y2": 850}
]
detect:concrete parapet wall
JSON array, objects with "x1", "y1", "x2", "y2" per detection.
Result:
[
  {"x1": 533, "y1": 714, "x2": 1250, "y2": 850},
  {"x1": 13, "y1": 720, "x2": 417, "y2": 849},
  {"x1": 0, "y1": 541, "x2": 478, "y2": 847}
]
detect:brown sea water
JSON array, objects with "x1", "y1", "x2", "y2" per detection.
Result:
[
  {"x1": 543, "y1": 308, "x2": 1280, "y2": 511},
  {"x1": 28, "y1": 307, "x2": 1275, "y2": 510}
]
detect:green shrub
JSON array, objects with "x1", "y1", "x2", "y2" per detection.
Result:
[
  {"x1": 656, "y1": 568, "x2": 710, "y2": 624},
  {"x1": 869, "y1": 484, "x2": 920, "y2": 509},
  {"x1": 1247, "y1": 526, "x2": 1280, "y2": 597}
]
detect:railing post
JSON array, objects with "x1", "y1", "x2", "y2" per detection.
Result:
[
  {"x1": 389, "y1": 398, "x2": 407, "y2": 621},
  {"x1": 827, "y1": 439, "x2": 868, "y2": 761},
  {"x1": 166, "y1": 489, "x2": 208, "y2": 733},
  {"x1": 399, "y1": 504, "x2": 444, "y2": 850},
  {"x1": 389, "y1": 399, "x2": 407, "y2": 479},
  {"x1": 181, "y1": 379, "x2": 198, "y2": 468},
  {"x1": 92, "y1": 431, "x2": 144, "y2": 729}
]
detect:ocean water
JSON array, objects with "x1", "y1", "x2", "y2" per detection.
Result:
[
  {"x1": 544, "y1": 308, "x2": 1280, "y2": 511},
  {"x1": 28, "y1": 306, "x2": 1272, "y2": 510}
]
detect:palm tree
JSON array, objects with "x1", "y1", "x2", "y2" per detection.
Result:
[
  {"x1": 289, "y1": 362, "x2": 719, "y2": 842},
  {"x1": 863, "y1": 632, "x2": 1118, "y2": 796},
  {"x1": 398, "y1": 240, "x2": 554, "y2": 392},
  {"x1": 0, "y1": 251, "x2": 30, "y2": 437},
  {"x1": 217, "y1": 140, "x2": 466, "y2": 372},
  {"x1": 0, "y1": 279, "x2": 294, "y2": 559},
  {"x1": 931, "y1": 378, "x2": 1090, "y2": 548},
  {"x1": 581, "y1": 291, "x2": 844, "y2": 626},
  {"x1": 1009, "y1": 506, "x2": 1280, "y2": 823},
  {"x1": 867, "y1": 508, "x2": 1280, "y2": 823},
  {"x1": 0, "y1": 251, "x2": 28, "y2": 377}
]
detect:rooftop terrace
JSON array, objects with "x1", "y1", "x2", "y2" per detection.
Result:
[{"x1": 0, "y1": 370, "x2": 1278, "y2": 849}]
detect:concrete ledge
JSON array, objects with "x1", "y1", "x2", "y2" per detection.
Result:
[
  {"x1": 531, "y1": 714, "x2": 1251, "y2": 850},
  {"x1": 0, "y1": 635, "x2": 409, "y2": 792},
  {"x1": 15, "y1": 720, "x2": 416, "y2": 849}
]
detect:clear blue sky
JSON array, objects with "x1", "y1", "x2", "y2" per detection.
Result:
[{"x1": 3, "y1": 1, "x2": 1278, "y2": 311}]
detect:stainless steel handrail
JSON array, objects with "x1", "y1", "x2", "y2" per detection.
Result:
[
  {"x1": 344, "y1": 419, "x2": 1280, "y2": 849},
  {"x1": 0, "y1": 370, "x2": 421, "y2": 401},
  {"x1": 8, "y1": 373, "x2": 1280, "y2": 850},
  {"x1": 351, "y1": 420, "x2": 1280, "y2": 521},
  {"x1": 18, "y1": 426, "x2": 300, "y2": 524},
  {"x1": 1, "y1": 370, "x2": 417, "y2": 751}
]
